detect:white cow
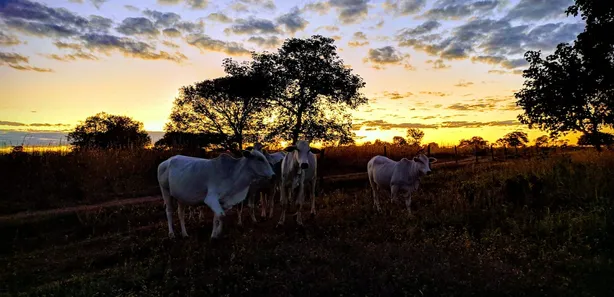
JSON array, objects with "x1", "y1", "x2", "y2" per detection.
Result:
[
  {"x1": 367, "y1": 152, "x2": 437, "y2": 214},
  {"x1": 278, "y1": 140, "x2": 321, "y2": 226},
  {"x1": 157, "y1": 150, "x2": 275, "y2": 239},
  {"x1": 237, "y1": 143, "x2": 286, "y2": 224}
]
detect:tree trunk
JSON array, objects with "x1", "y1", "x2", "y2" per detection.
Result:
[{"x1": 292, "y1": 111, "x2": 303, "y2": 145}]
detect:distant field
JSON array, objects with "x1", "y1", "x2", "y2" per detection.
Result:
[{"x1": 1, "y1": 149, "x2": 613, "y2": 296}]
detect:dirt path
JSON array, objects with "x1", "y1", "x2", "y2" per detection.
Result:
[{"x1": 0, "y1": 156, "x2": 495, "y2": 222}]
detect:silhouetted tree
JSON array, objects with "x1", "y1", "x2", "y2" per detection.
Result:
[
  {"x1": 515, "y1": 1, "x2": 614, "y2": 151},
  {"x1": 67, "y1": 112, "x2": 151, "y2": 149},
  {"x1": 166, "y1": 66, "x2": 269, "y2": 150},
  {"x1": 497, "y1": 131, "x2": 529, "y2": 148},
  {"x1": 577, "y1": 132, "x2": 614, "y2": 147},
  {"x1": 427, "y1": 142, "x2": 439, "y2": 149},
  {"x1": 244, "y1": 35, "x2": 368, "y2": 145},
  {"x1": 535, "y1": 135, "x2": 550, "y2": 147},
  {"x1": 154, "y1": 132, "x2": 227, "y2": 150},
  {"x1": 392, "y1": 136, "x2": 407, "y2": 146},
  {"x1": 406, "y1": 128, "x2": 424, "y2": 146},
  {"x1": 459, "y1": 136, "x2": 488, "y2": 149}
]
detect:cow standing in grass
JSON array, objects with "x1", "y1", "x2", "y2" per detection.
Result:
[
  {"x1": 237, "y1": 143, "x2": 286, "y2": 224},
  {"x1": 157, "y1": 150, "x2": 275, "y2": 239},
  {"x1": 278, "y1": 140, "x2": 320, "y2": 226},
  {"x1": 367, "y1": 151, "x2": 437, "y2": 214}
]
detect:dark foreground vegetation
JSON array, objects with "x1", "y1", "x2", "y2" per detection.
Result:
[{"x1": 1, "y1": 151, "x2": 613, "y2": 296}]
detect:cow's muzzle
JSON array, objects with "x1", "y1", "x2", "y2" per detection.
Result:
[{"x1": 300, "y1": 163, "x2": 309, "y2": 169}]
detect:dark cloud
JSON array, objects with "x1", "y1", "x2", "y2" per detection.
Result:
[
  {"x1": 419, "y1": 91, "x2": 449, "y2": 97},
  {"x1": 0, "y1": 52, "x2": 28, "y2": 64},
  {"x1": 363, "y1": 46, "x2": 410, "y2": 69},
  {"x1": 46, "y1": 52, "x2": 98, "y2": 61},
  {"x1": 505, "y1": 0, "x2": 573, "y2": 21},
  {"x1": 302, "y1": 2, "x2": 331, "y2": 15},
  {"x1": 0, "y1": 121, "x2": 69, "y2": 127},
  {"x1": 398, "y1": 20, "x2": 441, "y2": 37},
  {"x1": 524, "y1": 22, "x2": 584, "y2": 51},
  {"x1": 426, "y1": 58, "x2": 450, "y2": 69},
  {"x1": 470, "y1": 55, "x2": 528, "y2": 69},
  {"x1": 143, "y1": 9, "x2": 181, "y2": 28},
  {"x1": 88, "y1": 15, "x2": 113, "y2": 32},
  {"x1": 358, "y1": 120, "x2": 439, "y2": 130},
  {"x1": 383, "y1": 0, "x2": 426, "y2": 15},
  {"x1": 316, "y1": 25, "x2": 340, "y2": 32},
  {"x1": 423, "y1": 0, "x2": 502, "y2": 20},
  {"x1": 4, "y1": 18, "x2": 80, "y2": 38},
  {"x1": 247, "y1": 36, "x2": 282, "y2": 48},
  {"x1": 446, "y1": 102, "x2": 495, "y2": 111},
  {"x1": 206, "y1": 13, "x2": 233, "y2": 23},
  {"x1": 370, "y1": 20, "x2": 385, "y2": 29},
  {"x1": 277, "y1": 7, "x2": 308, "y2": 33},
  {"x1": 8, "y1": 64, "x2": 53, "y2": 72},
  {"x1": 124, "y1": 5, "x2": 140, "y2": 12},
  {"x1": 329, "y1": 0, "x2": 369, "y2": 24},
  {"x1": 454, "y1": 80, "x2": 474, "y2": 87},
  {"x1": 383, "y1": 91, "x2": 414, "y2": 100},
  {"x1": 488, "y1": 69, "x2": 506, "y2": 74},
  {"x1": 353, "y1": 31, "x2": 367, "y2": 40},
  {"x1": 53, "y1": 41, "x2": 82, "y2": 50},
  {"x1": 116, "y1": 17, "x2": 159, "y2": 37},
  {"x1": 163, "y1": 28, "x2": 182, "y2": 38},
  {"x1": 440, "y1": 120, "x2": 520, "y2": 128},
  {"x1": 0, "y1": 31, "x2": 21, "y2": 46},
  {"x1": 186, "y1": 33, "x2": 250, "y2": 56},
  {"x1": 440, "y1": 43, "x2": 469, "y2": 60},
  {"x1": 89, "y1": 0, "x2": 107, "y2": 9},
  {"x1": 0, "y1": 121, "x2": 26, "y2": 126},
  {"x1": 238, "y1": 0, "x2": 276, "y2": 10},
  {"x1": 225, "y1": 17, "x2": 280, "y2": 35},
  {"x1": 81, "y1": 33, "x2": 187, "y2": 63}
]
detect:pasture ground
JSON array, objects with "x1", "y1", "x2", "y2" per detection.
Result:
[{"x1": 1, "y1": 151, "x2": 614, "y2": 296}]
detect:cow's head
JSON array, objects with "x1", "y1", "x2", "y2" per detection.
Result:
[
  {"x1": 283, "y1": 140, "x2": 320, "y2": 170},
  {"x1": 242, "y1": 149, "x2": 275, "y2": 179},
  {"x1": 413, "y1": 153, "x2": 437, "y2": 176}
]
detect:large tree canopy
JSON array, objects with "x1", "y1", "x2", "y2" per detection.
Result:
[
  {"x1": 67, "y1": 112, "x2": 151, "y2": 149},
  {"x1": 515, "y1": 0, "x2": 614, "y2": 150},
  {"x1": 245, "y1": 35, "x2": 368, "y2": 145}
]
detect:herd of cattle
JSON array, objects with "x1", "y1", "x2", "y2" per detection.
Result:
[{"x1": 157, "y1": 140, "x2": 437, "y2": 239}]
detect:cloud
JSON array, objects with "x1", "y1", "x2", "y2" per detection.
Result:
[
  {"x1": 162, "y1": 40, "x2": 180, "y2": 48},
  {"x1": 163, "y1": 28, "x2": 182, "y2": 38},
  {"x1": 440, "y1": 120, "x2": 520, "y2": 128},
  {"x1": 446, "y1": 102, "x2": 495, "y2": 111},
  {"x1": 277, "y1": 7, "x2": 308, "y2": 33},
  {"x1": 348, "y1": 41, "x2": 369, "y2": 47},
  {"x1": 89, "y1": 0, "x2": 107, "y2": 9},
  {"x1": 45, "y1": 52, "x2": 98, "y2": 61},
  {"x1": 445, "y1": 96, "x2": 516, "y2": 111},
  {"x1": 454, "y1": 80, "x2": 473, "y2": 87},
  {"x1": 0, "y1": 31, "x2": 21, "y2": 46},
  {"x1": 505, "y1": 0, "x2": 573, "y2": 21},
  {"x1": 8, "y1": 64, "x2": 53, "y2": 72},
  {"x1": 419, "y1": 91, "x2": 449, "y2": 97},
  {"x1": 116, "y1": 17, "x2": 159, "y2": 37},
  {"x1": 53, "y1": 41, "x2": 82, "y2": 50},
  {"x1": 143, "y1": 9, "x2": 181, "y2": 28},
  {"x1": 383, "y1": 0, "x2": 427, "y2": 16},
  {"x1": 470, "y1": 55, "x2": 528, "y2": 69},
  {"x1": 488, "y1": 69, "x2": 506, "y2": 75},
  {"x1": 157, "y1": 0, "x2": 208, "y2": 9},
  {"x1": 363, "y1": 46, "x2": 410, "y2": 69},
  {"x1": 398, "y1": 20, "x2": 441, "y2": 37},
  {"x1": 423, "y1": 0, "x2": 502, "y2": 20},
  {"x1": 229, "y1": 2, "x2": 249, "y2": 12},
  {"x1": 88, "y1": 15, "x2": 113, "y2": 32},
  {"x1": 0, "y1": 121, "x2": 69, "y2": 127},
  {"x1": 383, "y1": 91, "x2": 414, "y2": 100},
  {"x1": 225, "y1": 17, "x2": 280, "y2": 35},
  {"x1": 353, "y1": 31, "x2": 368, "y2": 40},
  {"x1": 0, "y1": 52, "x2": 28, "y2": 64},
  {"x1": 206, "y1": 13, "x2": 233, "y2": 23},
  {"x1": 186, "y1": 33, "x2": 250, "y2": 56},
  {"x1": 0, "y1": 121, "x2": 26, "y2": 126},
  {"x1": 247, "y1": 36, "x2": 282, "y2": 48},
  {"x1": 81, "y1": 33, "x2": 188, "y2": 63},
  {"x1": 124, "y1": 5, "x2": 140, "y2": 12},
  {"x1": 329, "y1": 0, "x2": 369, "y2": 24},
  {"x1": 3, "y1": 19, "x2": 80, "y2": 38},
  {"x1": 426, "y1": 59, "x2": 450, "y2": 69},
  {"x1": 357, "y1": 119, "x2": 439, "y2": 130},
  {"x1": 237, "y1": 0, "x2": 276, "y2": 10},
  {"x1": 302, "y1": 2, "x2": 331, "y2": 15},
  {"x1": 316, "y1": 25, "x2": 340, "y2": 32}
]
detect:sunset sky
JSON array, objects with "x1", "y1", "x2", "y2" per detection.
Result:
[{"x1": 0, "y1": 0, "x2": 586, "y2": 145}]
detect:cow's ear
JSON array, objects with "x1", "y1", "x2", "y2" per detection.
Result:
[
  {"x1": 429, "y1": 157, "x2": 438, "y2": 163},
  {"x1": 242, "y1": 150, "x2": 252, "y2": 158},
  {"x1": 310, "y1": 147, "x2": 321, "y2": 154},
  {"x1": 284, "y1": 145, "x2": 297, "y2": 152}
]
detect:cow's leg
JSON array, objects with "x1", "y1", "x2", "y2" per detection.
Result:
[
  {"x1": 237, "y1": 201, "x2": 244, "y2": 226},
  {"x1": 177, "y1": 203, "x2": 189, "y2": 237},
  {"x1": 199, "y1": 207, "x2": 205, "y2": 221},
  {"x1": 204, "y1": 193, "x2": 225, "y2": 217},
  {"x1": 268, "y1": 184, "x2": 277, "y2": 218},
  {"x1": 309, "y1": 179, "x2": 317, "y2": 216},
  {"x1": 160, "y1": 186, "x2": 175, "y2": 238},
  {"x1": 405, "y1": 193, "x2": 412, "y2": 216},
  {"x1": 249, "y1": 192, "x2": 258, "y2": 223},
  {"x1": 368, "y1": 172, "x2": 382, "y2": 213},
  {"x1": 277, "y1": 184, "x2": 287, "y2": 226},
  {"x1": 296, "y1": 177, "x2": 306, "y2": 226},
  {"x1": 211, "y1": 214, "x2": 223, "y2": 239},
  {"x1": 260, "y1": 192, "x2": 267, "y2": 218}
]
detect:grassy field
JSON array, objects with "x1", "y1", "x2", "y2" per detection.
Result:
[{"x1": 1, "y1": 148, "x2": 613, "y2": 296}]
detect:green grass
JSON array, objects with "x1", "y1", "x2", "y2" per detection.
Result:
[{"x1": 1, "y1": 151, "x2": 613, "y2": 296}]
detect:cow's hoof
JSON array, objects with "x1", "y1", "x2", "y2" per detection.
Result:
[
  {"x1": 181, "y1": 233, "x2": 189, "y2": 238},
  {"x1": 168, "y1": 232, "x2": 175, "y2": 239}
]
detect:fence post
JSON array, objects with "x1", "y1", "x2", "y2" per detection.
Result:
[
  {"x1": 383, "y1": 145, "x2": 387, "y2": 157},
  {"x1": 454, "y1": 145, "x2": 458, "y2": 164},
  {"x1": 491, "y1": 144, "x2": 494, "y2": 161},
  {"x1": 318, "y1": 148, "x2": 325, "y2": 191},
  {"x1": 427, "y1": 143, "x2": 431, "y2": 157},
  {"x1": 504, "y1": 145, "x2": 507, "y2": 161},
  {"x1": 475, "y1": 145, "x2": 478, "y2": 163}
]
